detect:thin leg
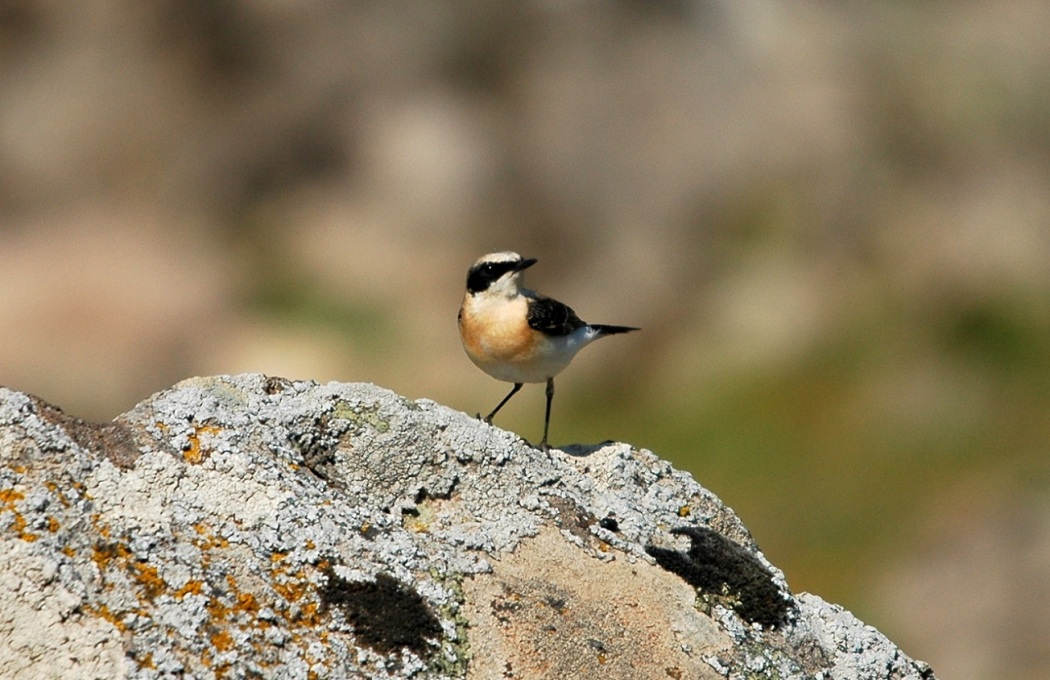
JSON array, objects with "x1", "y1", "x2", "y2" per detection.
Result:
[
  {"x1": 540, "y1": 377, "x2": 554, "y2": 452},
  {"x1": 484, "y1": 383, "x2": 522, "y2": 424}
]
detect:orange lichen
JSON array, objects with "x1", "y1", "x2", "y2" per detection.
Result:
[
  {"x1": 93, "y1": 531, "x2": 340, "y2": 672},
  {"x1": 47, "y1": 516, "x2": 60, "y2": 532},
  {"x1": 92, "y1": 541, "x2": 172, "y2": 604},
  {"x1": 192, "y1": 522, "x2": 230, "y2": 551},
  {"x1": 45, "y1": 481, "x2": 69, "y2": 506},
  {"x1": 184, "y1": 424, "x2": 221, "y2": 464},
  {"x1": 175, "y1": 580, "x2": 204, "y2": 599},
  {"x1": 1, "y1": 489, "x2": 39, "y2": 542},
  {"x1": 184, "y1": 437, "x2": 204, "y2": 464},
  {"x1": 92, "y1": 542, "x2": 132, "y2": 571},
  {"x1": 207, "y1": 597, "x2": 230, "y2": 623},
  {"x1": 92, "y1": 514, "x2": 111, "y2": 538},
  {"x1": 211, "y1": 629, "x2": 235, "y2": 652},
  {"x1": 272, "y1": 577, "x2": 307, "y2": 603},
  {"x1": 68, "y1": 481, "x2": 91, "y2": 500},
  {"x1": 89, "y1": 604, "x2": 129, "y2": 632},
  {"x1": 295, "y1": 602, "x2": 321, "y2": 626},
  {"x1": 677, "y1": 505, "x2": 691, "y2": 517},
  {"x1": 11, "y1": 515, "x2": 35, "y2": 541},
  {"x1": 233, "y1": 591, "x2": 259, "y2": 616}
]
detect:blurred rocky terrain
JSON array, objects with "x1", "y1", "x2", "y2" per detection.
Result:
[{"x1": 1, "y1": 2, "x2": 1048, "y2": 678}]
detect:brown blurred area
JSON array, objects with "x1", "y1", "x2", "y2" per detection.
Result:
[{"x1": 2, "y1": 2, "x2": 1049, "y2": 677}]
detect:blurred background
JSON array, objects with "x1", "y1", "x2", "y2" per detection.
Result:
[{"x1": 1, "y1": 2, "x2": 1049, "y2": 677}]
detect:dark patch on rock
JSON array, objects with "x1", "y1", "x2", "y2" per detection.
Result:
[
  {"x1": 30, "y1": 395, "x2": 142, "y2": 469},
  {"x1": 546, "y1": 495, "x2": 597, "y2": 543},
  {"x1": 646, "y1": 526, "x2": 791, "y2": 628},
  {"x1": 320, "y1": 567, "x2": 442, "y2": 657},
  {"x1": 262, "y1": 375, "x2": 293, "y2": 394},
  {"x1": 414, "y1": 477, "x2": 459, "y2": 504},
  {"x1": 490, "y1": 583, "x2": 525, "y2": 624},
  {"x1": 598, "y1": 516, "x2": 619, "y2": 532},
  {"x1": 293, "y1": 414, "x2": 342, "y2": 483}
]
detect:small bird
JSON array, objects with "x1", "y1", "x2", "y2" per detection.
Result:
[{"x1": 458, "y1": 251, "x2": 638, "y2": 451}]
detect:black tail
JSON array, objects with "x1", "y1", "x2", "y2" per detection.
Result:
[{"x1": 591, "y1": 324, "x2": 640, "y2": 336}]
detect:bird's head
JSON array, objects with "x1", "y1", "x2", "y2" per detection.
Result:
[{"x1": 465, "y1": 251, "x2": 537, "y2": 297}]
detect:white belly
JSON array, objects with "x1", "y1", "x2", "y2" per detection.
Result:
[{"x1": 471, "y1": 326, "x2": 599, "y2": 384}]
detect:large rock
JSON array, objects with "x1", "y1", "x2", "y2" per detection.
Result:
[{"x1": 0, "y1": 374, "x2": 934, "y2": 679}]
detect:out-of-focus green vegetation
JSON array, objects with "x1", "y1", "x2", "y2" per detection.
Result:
[{"x1": 562, "y1": 285, "x2": 1050, "y2": 630}]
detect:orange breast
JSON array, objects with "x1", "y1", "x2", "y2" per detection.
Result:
[{"x1": 459, "y1": 295, "x2": 540, "y2": 371}]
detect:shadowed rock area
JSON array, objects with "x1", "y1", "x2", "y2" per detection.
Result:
[{"x1": 0, "y1": 374, "x2": 935, "y2": 679}]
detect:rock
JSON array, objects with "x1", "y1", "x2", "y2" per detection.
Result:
[{"x1": 0, "y1": 374, "x2": 935, "y2": 679}]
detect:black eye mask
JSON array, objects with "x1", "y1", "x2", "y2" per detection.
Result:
[{"x1": 466, "y1": 260, "x2": 522, "y2": 294}]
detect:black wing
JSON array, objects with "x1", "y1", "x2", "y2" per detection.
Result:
[{"x1": 526, "y1": 296, "x2": 586, "y2": 336}]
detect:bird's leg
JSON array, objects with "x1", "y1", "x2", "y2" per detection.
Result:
[
  {"x1": 539, "y1": 377, "x2": 554, "y2": 452},
  {"x1": 484, "y1": 383, "x2": 522, "y2": 424}
]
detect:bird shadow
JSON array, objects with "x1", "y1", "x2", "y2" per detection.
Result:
[{"x1": 553, "y1": 440, "x2": 619, "y2": 457}]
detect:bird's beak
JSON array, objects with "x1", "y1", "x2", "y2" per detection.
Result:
[{"x1": 515, "y1": 258, "x2": 537, "y2": 272}]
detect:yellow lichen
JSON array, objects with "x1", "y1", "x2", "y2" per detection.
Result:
[
  {"x1": 211, "y1": 629, "x2": 234, "y2": 652},
  {"x1": 91, "y1": 542, "x2": 131, "y2": 571},
  {"x1": 175, "y1": 579, "x2": 204, "y2": 599},
  {"x1": 1, "y1": 489, "x2": 39, "y2": 542},
  {"x1": 184, "y1": 424, "x2": 222, "y2": 464},
  {"x1": 89, "y1": 604, "x2": 128, "y2": 632}
]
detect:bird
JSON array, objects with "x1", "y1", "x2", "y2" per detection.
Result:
[{"x1": 458, "y1": 251, "x2": 638, "y2": 451}]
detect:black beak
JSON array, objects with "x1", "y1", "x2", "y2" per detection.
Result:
[{"x1": 514, "y1": 257, "x2": 537, "y2": 272}]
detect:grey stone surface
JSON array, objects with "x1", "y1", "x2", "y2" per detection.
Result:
[{"x1": 0, "y1": 374, "x2": 936, "y2": 679}]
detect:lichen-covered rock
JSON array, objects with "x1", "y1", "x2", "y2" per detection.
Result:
[{"x1": 0, "y1": 374, "x2": 935, "y2": 679}]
